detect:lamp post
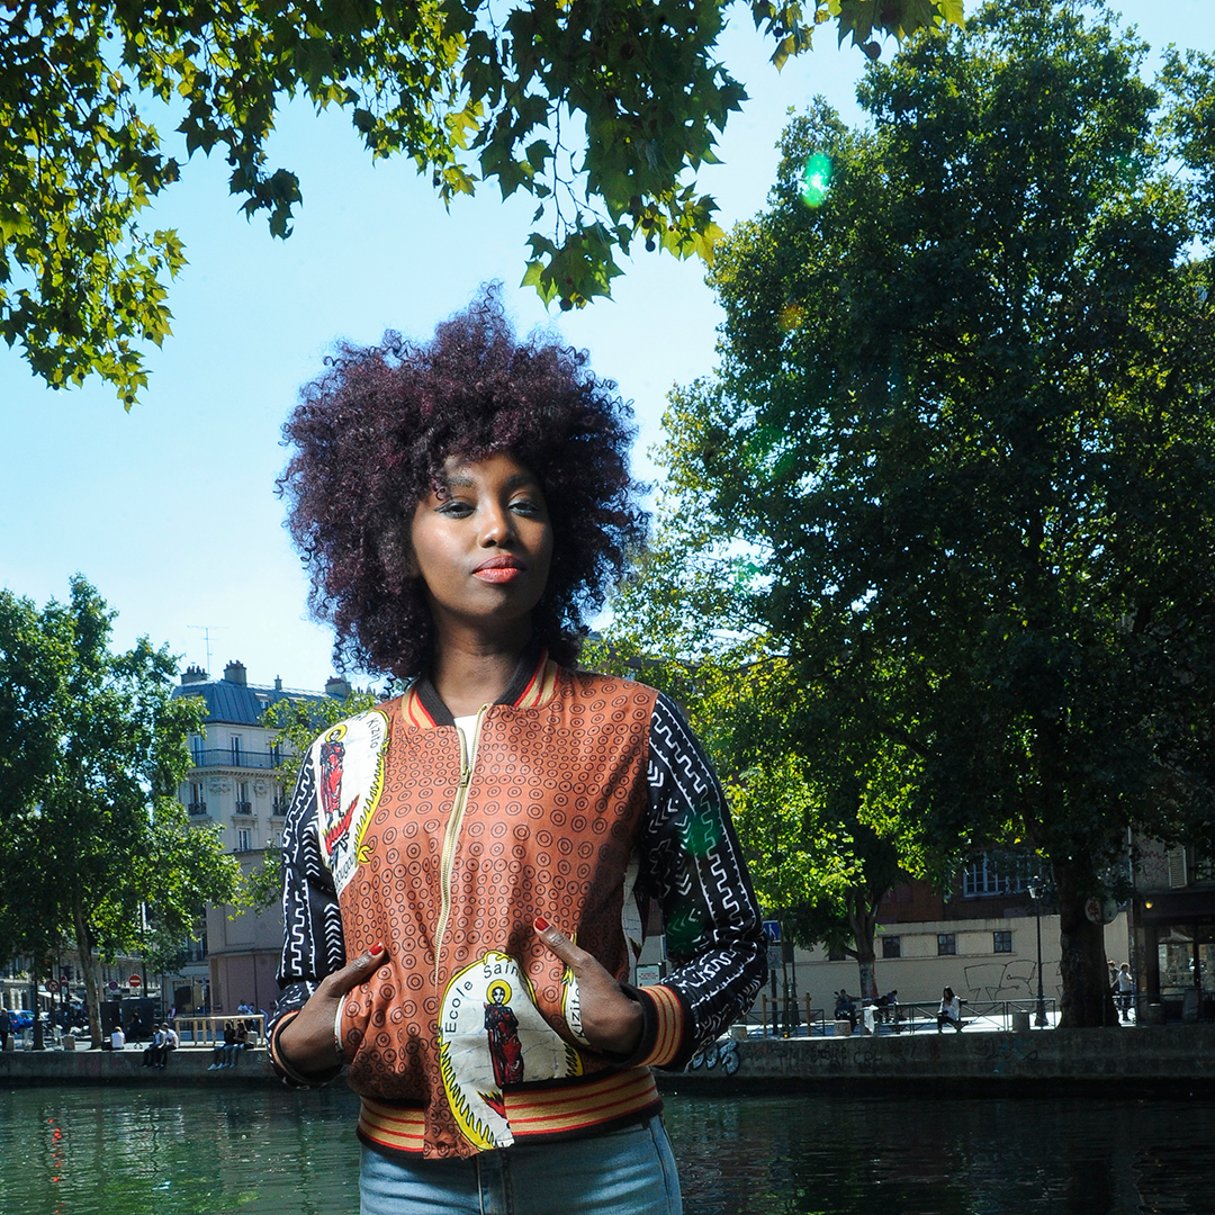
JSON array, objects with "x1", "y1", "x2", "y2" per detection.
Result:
[{"x1": 1028, "y1": 875, "x2": 1049, "y2": 1027}]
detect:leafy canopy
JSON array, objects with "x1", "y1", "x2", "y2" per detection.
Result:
[
  {"x1": 0, "y1": 577, "x2": 241, "y2": 1043},
  {"x1": 615, "y1": 0, "x2": 1215, "y2": 1021},
  {"x1": 1, "y1": 0, "x2": 961, "y2": 406}
]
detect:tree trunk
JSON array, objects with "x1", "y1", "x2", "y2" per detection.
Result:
[
  {"x1": 847, "y1": 892, "x2": 879, "y2": 1000},
  {"x1": 29, "y1": 971, "x2": 45, "y2": 1050},
  {"x1": 72, "y1": 897, "x2": 103, "y2": 1050},
  {"x1": 1055, "y1": 858, "x2": 1118, "y2": 1028}
]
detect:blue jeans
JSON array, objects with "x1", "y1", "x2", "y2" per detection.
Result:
[{"x1": 359, "y1": 1116, "x2": 683, "y2": 1215}]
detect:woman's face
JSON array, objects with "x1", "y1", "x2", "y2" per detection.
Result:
[{"x1": 410, "y1": 452, "x2": 553, "y2": 643}]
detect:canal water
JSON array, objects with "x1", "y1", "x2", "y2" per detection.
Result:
[{"x1": 0, "y1": 1084, "x2": 1209, "y2": 1214}]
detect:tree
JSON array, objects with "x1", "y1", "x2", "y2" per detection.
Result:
[
  {"x1": 598, "y1": 598, "x2": 927, "y2": 1001},
  {"x1": 0, "y1": 578, "x2": 242, "y2": 1047},
  {"x1": 623, "y1": 1, "x2": 1215, "y2": 1026},
  {"x1": 0, "y1": 0, "x2": 961, "y2": 405}
]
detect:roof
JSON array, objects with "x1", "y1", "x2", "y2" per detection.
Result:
[{"x1": 171, "y1": 678, "x2": 336, "y2": 726}]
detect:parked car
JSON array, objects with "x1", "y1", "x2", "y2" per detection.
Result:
[{"x1": 7, "y1": 1009, "x2": 35, "y2": 1032}]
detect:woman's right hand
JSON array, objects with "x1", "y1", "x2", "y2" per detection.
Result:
[{"x1": 277, "y1": 941, "x2": 387, "y2": 1072}]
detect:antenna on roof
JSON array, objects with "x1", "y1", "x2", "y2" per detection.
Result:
[{"x1": 187, "y1": 624, "x2": 227, "y2": 676}]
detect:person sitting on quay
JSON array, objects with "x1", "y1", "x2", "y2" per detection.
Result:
[
  {"x1": 110, "y1": 1024, "x2": 126, "y2": 1051},
  {"x1": 208, "y1": 1021, "x2": 237, "y2": 1069},
  {"x1": 937, "y1": 986, "x2": 964, "y2": 1032},
  {"x1": 142, "y1": 1024, "x2": 167, "y2": 1069}
]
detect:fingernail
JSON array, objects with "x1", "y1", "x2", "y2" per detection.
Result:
[
  {"x1": 534, "y1": 917, "x2": 550, "y2": 932},
  {"x1": 370, "y1": 941, "x2": 385, "y2": 956}
]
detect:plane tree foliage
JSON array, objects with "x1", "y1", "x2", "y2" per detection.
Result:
[
  {"x1": 612, "y1": 1, "x2": 1215, "y2": 1025},
  {"x1": 0, "y1": 0, "x2": 961, "y2": 406},
  {"x1": 0, "y1": 577, "x2": 241, "y2": 1047}
]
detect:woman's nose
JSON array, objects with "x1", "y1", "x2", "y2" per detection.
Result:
[{"x1": 479, "y1": 503, "x2": 514, "y2": 545}]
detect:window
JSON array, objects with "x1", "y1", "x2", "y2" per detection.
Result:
[
  {"x1": 993, "y1": 931, "x2": 1013, "y2": 954},
  {"x1": 961, "y1": 852, "x2": 1033, "y2": 898},
  {"x1": 188, "y1": 782, "x2": 206, "y2": 816},
  {"x1": 937, "y1": 933, "x2": 956, "y2": 956},
  {"x1": 882, "y1": 936, "x2": 901, "y2": 959},
  {"x1": 191, "y1": 735, "x2": 204, "y2": 765},
  {"x1": 236, "y1": 827, "x2": 253, "y2": 852},
  {"x1": 230, "y1": 734, "x2": 243, "y2": 766}
]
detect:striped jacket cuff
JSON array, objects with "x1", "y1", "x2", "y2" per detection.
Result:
[
  {"x1": 620, "y1": 982, "x2": 689, "y2": 1070},
  {"x1": 268, "y1": 1010, "x2": 343, "y2": 1088}
]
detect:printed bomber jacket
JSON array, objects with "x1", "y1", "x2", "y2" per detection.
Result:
[{"x1": 268, "y1": 648, "x2": 767, "y2": 1160}]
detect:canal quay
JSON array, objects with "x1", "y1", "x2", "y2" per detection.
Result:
[{"x1": 3, "y1": 1019, "x2": 1212, "y2": 1094}]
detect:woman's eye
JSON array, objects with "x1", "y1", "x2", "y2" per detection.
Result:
[
  {"x1": 510, "y1": 498, "x2": 542, "y2": 516},
  {"x1": 437, "y1": 500, "x2": 473, "y2": 517}
]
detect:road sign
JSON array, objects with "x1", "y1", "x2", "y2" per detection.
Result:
[
  {"x1": 45, "y1": 979, "x2": 59, "y2": 993},
  {"x1": 128, "y1": 975, "x2": 142, "y2": 988},
  {"x1": 762, "y1": 919, "x2": 782, "y2": 944}
]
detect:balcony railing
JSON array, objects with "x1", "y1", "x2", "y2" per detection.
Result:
[
  {"x1": 189, "y1": 748, "x2": 280, "y2": 770},
  {"x1": 234, "y1": 801, "x2": 253, "y2": 815},
  {"x1": 187, "y1": 801, "x2": 208, "y2": 816}
]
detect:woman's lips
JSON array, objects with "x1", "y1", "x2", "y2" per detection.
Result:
[{"x1": 473, "y1": 558, "x2": 525, "y2": 583}]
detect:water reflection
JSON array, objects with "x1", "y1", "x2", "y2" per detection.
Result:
[
  {"x1": 662, "y1": 1089, "x2": 1213, "y2": 1215},
  {"x1": 0, "y1": 1085, "x2": 1210, "y2": 1214}
]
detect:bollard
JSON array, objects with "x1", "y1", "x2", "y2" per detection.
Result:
[
  {"x1": 1011, "y1": 1010, "x2": 1031, "y2": 1033},
  {"x1": 1144, "y1": 1003, "x2": 1166, "y2": 1027},
  {"x1": 834, "y1": 1019, "x2": 853, "y2": 1037}
]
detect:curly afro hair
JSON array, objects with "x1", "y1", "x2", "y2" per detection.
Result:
[{"x1": 280, "y1": 287, "x2": 648, "y2": 680}]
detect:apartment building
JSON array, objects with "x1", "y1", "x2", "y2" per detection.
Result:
[{"x1": 171, "y1": 660, "x2": 351, "y2": 1017}]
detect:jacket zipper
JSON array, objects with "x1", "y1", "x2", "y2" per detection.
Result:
[{"x1": 434, "y1": 705, "x2": 487, "y2": 989}]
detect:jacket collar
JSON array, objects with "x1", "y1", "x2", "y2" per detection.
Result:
[{"x1": 401, "y1": 643, "x2": 555, "y2": 728}]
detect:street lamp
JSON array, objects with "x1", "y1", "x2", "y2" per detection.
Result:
[{"x1": 1027, "y1": 875, "x2": 1049, "y2": 1027}]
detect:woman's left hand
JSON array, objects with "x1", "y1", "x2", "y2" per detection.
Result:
[{"x1": 534, "y1": 918, "x2": 643, "y2": 1056}]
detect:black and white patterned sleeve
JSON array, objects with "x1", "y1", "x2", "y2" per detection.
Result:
[
  {"x1": 623, "y1": 692, "x2": 767, "y2": 1071},
  {"x1": 266, "y1": 744, "x2": 347, "y2": 1080}
]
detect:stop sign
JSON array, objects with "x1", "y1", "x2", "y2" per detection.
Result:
[{"x1": 128, "y1": 975, "x2": 142, "y2": 988}]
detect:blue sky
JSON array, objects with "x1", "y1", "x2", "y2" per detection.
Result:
[{"x1": 2, "y1": 3, "x2": 1211, "y2": 693}]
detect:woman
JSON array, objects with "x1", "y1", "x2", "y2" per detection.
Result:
[
  {"x1": 937, "y1": 986, "x2": 963, "y2": 1032},
  {"x1": 267, "y1": 290, "x2": 766, "y2": 1214}
]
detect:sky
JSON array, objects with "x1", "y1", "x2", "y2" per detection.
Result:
[{"x1": 2, "y1": 2, "x2": 1211, "y2": 694}]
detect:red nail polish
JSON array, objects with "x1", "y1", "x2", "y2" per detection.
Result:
[
  {"x1": 534, "y1": 916, "x2": 550, "y2": 932},
  {"x1": 370, "y1": 941, "x2": 385, "y2": 956}
]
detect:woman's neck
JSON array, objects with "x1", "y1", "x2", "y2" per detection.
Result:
[{"x1": 428, "y1": 625, "x2": 532, "y2": 717}]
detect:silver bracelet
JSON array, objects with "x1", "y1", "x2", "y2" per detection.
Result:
[{"x1": 333, "y1": 994, "x2": 346, "y2": 1064}]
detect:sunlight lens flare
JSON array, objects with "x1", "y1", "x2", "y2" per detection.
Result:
[{"x1": 800, "y1": 152, "x2": 833, "y2": 208}]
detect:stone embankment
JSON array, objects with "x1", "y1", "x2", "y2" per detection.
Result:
[
  {"x1": 0, "y1": 1045, "x2": 273, "y2": 1086},
  {"x1": 3, "y1": 1026, "x2": 1212, "y2": 1092},
  {"x1": 664, "y1": 1025, "x2": 1215, "y2": 1096}
]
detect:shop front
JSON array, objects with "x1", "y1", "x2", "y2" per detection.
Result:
[{"x1": 1136, "y1": 890, "x2": 1215, "y2": 1022}]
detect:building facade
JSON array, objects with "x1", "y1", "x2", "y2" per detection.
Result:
[{"x1": 171, "y1": 660, "x2": 350, "y2": 1017}]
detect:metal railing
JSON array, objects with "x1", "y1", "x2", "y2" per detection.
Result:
[
  {"x1": 730, "y1": 996, "x2": 1059, "y2": 1039},
  {"x1": 189, "y1": 749, "x2": 280, "y2": 771},
  {"x1": 172, "y1": 1014, "x2": 266, "y2": 1047}
]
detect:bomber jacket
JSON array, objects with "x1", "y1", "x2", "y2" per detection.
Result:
[{"x1": 268, "y1": 648, "x2": 766, "y2": 1161}]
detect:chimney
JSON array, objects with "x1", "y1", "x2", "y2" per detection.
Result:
[
  {"x1": 181, "y1": 664, "x2": 208, "y2": 685},
  {"x1": 325, "y1": 675, "x2": 351, "y2": 700},
  {"x1": 274, "y1": 676, "x2": 283, "y2": 691},
  {"x1": 223, "y1": 659, "x2": 247, "y2": 686}
]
